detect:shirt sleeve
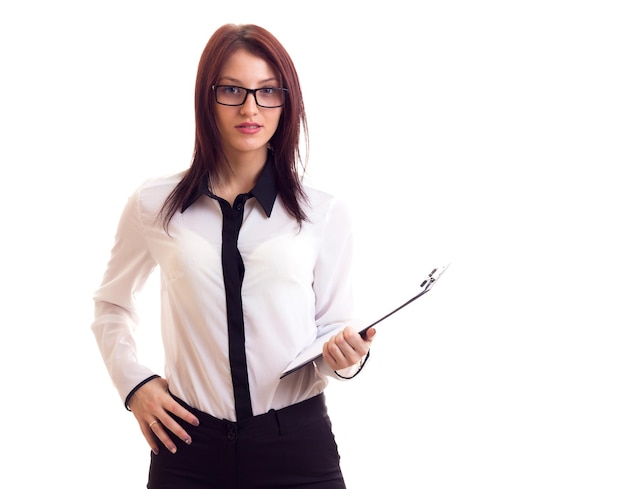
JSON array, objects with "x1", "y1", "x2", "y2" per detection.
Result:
[
  {"x1": 311, "y1": 195, "x2": 367, "y2": 379},
  {"x1": 91, "y1": 187, "x2": 159, "y2": 405}
]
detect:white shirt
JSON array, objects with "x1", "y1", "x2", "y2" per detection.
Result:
[{"x1": 91, "y1": 163, "x2": 360, "y2": 421}]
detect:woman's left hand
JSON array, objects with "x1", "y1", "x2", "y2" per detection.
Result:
[{"x1": 322, "y1": 326, "x2": 376, "y2": 371}]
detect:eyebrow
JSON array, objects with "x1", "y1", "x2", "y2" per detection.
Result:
[{"x1": 219, "y1": 76, "x2": 280, "y2": 85}]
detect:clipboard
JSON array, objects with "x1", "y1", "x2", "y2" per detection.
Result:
[{"x1": 280, "y1": 263, "x2": 450, "y2": 379}]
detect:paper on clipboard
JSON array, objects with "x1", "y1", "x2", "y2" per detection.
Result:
[{"x1": 279, "y1": 263, "x2": 450, "y2": 379}]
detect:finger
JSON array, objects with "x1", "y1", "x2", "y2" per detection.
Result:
[
  {"x1": 325, "y1": 335, "x2": 359, "y2": 369},
  {"x1": 337, "y1": 330, "x2": 367, "y2": 361},
  {"x1": 153, "y1": 395, "x2": 202, "y2": 447},
  {"x1": 324, "y1": 336, "x2": 341, "y2": 363},
  {"x1": 360, "y1": 327, "x2": 376, "y2": 342},
  {"x1": 364, "y1": 327, "x2": 377, "y2": 341},
  {"x1": 341, "y1": 328, "x2": 373, "y2": 357},
  {"x1": 139, "y1": 421, "x2": 160, "y2": 455},
  {"x1": 148, "y1": 419, "x2": 180, "y2": 454},
  {"x1": 322, "y1": 336, "x2": 344, "y2": 368},
  {"x1": 164, "y1": 398, "x2": 200, "y2": 428}
]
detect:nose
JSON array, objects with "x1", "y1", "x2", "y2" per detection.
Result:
[{"x1": 239, "y1": 91, "x2": 258, "y2": 116}]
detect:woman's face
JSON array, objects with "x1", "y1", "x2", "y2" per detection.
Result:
[{"x1": 214, "y1": 49, "x2": 283, "y2": 163}]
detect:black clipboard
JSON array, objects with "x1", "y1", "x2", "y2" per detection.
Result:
[{"x1": 280, "y1": 263, "x2": 450, "y2": 379}]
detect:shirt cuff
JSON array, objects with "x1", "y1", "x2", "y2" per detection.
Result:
[
  {"x1": 124, "y1": 374, "x2": 161, "y2": 411},
  {"x1": 334, "y1": 350, "x2": 371, "y2": 380}
]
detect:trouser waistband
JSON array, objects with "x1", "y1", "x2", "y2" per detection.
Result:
[{"x1": 172, "y1": 393, "x2": 328, "y2": 438}]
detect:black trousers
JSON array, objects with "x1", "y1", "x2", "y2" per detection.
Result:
[{"x1": 147, "y1": 393, "x2": 347, "y2": 489}]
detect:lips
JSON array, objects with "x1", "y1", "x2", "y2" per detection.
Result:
[{"x1": 236, "y1": 122, "x2": 262, "y2": 134}]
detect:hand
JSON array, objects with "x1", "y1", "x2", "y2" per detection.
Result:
[
  {"x1": 127, "y1": 377, "x2": 200, "y2": 455},
  {"x1": 322, "y1": 326, "x2": 376, "y2": 371}
]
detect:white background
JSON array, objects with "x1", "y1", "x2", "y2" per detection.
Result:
[{"x1": 1, "y1": 1, "x2": 625, "y2": 488}]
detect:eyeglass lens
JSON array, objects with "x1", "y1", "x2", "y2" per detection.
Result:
[{"x1": 214, "y1": 85, "x2": 285, "y2": 107}]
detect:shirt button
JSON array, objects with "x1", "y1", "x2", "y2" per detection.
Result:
[{"x1": 235, "y1": 204, "x2": 242, "y2": 211}]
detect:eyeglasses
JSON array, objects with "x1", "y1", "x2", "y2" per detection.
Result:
[{"x1": 212, "y1": 85, "x2": 288, "y2": 108}]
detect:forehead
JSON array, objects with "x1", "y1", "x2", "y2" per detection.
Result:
[{"x1": 219, "y1": 49, "x2": 279, "y2": 84}]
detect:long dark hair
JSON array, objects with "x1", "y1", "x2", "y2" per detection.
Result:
[{"x1": 160, "y1": 24, "x2": 309, "y2": 229}]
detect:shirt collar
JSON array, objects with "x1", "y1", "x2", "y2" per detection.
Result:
[{"x1": 181, "y1": 156, "x2": 278, "y2": 217}]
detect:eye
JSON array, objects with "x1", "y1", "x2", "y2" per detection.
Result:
[
  {"x1": 222, "y1": 85, "x2": 241, "y2": 94},
  {"x1": 258, "y1": 87, "x2": 277, "y2": 95}
]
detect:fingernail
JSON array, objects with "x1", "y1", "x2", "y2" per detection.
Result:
[
  {"x1": 185, "y1": 438, "x2": 192, "y2": 445},
  {"x1": 170, "y1": 447, "x2": 177, "y2": 454}
]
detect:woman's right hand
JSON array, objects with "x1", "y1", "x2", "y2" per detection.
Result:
[{"x1": 127, "y1": 377, "x2": 200, "y2": 454}]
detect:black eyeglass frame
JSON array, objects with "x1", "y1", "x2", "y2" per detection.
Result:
[{"x1": 212, "y1": 85, "x2": 288, "y2": 108}]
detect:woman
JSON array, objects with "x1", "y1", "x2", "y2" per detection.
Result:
[{"x1": 92, "y1": 23, "x2": 376, "y2": 489}]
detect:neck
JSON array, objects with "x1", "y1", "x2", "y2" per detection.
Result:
[{"x1": 213, "y1": 149, "x2": 267, "y2": 205}]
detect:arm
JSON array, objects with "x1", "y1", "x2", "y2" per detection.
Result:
[
  {"x1": 312, "y1": 196, "x2": 376, "y2": 378},
  {"x1": 91, "y1": 188, "x2": 198, "y2": 454},
  {"x1": 91, "y1": 188, "x2": 159, "y2": 400}
]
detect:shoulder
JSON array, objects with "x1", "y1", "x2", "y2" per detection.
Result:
[
  {"x1": 131, "y1": 171, "x2": 186, "y2": 214},
  {"x1": 302, "y1": 184, "x2": 352, "y2": 225},
  {"x1": 135, "y1": 171, "x2": 185, "y2": 197},
  {"x1": 303, "y1": 184, "x2": 338, "y2": 211}
]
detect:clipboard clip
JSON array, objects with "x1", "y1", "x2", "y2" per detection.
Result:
[
  {"x1": 420, "y1": 263, "x2": 450, "y2": 292},
  {"x1": 360, "y1": 262, "x2": 451, "y2": 335}
]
